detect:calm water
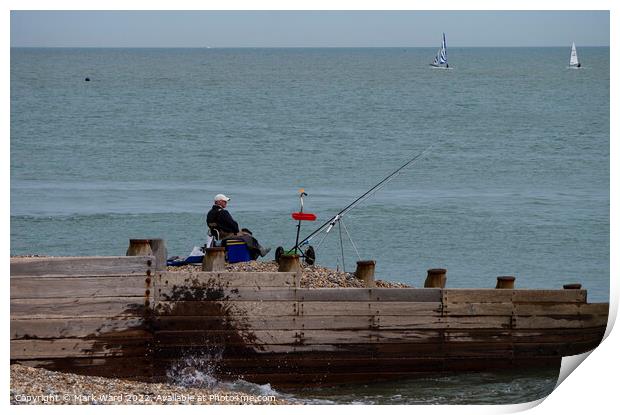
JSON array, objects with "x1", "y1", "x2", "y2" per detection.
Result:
[
  {"x1": 10, "y1": 47, "x2": 609, "y2": 404},
  {"x1": 286, "y1": 368, "x2": 558, "y2": 404}
]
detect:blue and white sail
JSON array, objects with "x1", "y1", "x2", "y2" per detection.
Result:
[
  {"x1": 569, "y1": 42, "x2": 580, "y2": 68},
  {"x1": 430, "y1": 33, "x2": 448, "y2": 68}
]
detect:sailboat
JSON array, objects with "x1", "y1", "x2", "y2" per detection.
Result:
[
  {"x1": 430, "y1": 33, "x2": 449, "y2": 69},
  {"x1": 569, "y1": 42, "x2": 581, "y2": 68}
]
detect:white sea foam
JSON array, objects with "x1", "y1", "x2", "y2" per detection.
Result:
[{"x1": 166, "y1": 346, "x2": 224, "y2": 388}]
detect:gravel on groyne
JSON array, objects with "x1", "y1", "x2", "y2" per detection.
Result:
[{"x1": 168, "y1": 260, "x2": 412, "y2": 288}]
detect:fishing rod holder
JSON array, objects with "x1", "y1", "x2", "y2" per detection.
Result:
[
  {"x1": 277, "y1": 144, "x2": 433, "y2": 268},
  {"x1": 275, "y1": 189, "x2": 317, "y2": 266}
]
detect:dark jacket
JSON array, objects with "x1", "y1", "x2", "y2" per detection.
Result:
[{"x1": 207, "y1": 205, "x2": 239, "y2": 234}]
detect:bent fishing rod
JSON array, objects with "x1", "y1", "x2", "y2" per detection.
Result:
[{"x1": 291, "y1": 143, "x2": 434, "y2": 252}]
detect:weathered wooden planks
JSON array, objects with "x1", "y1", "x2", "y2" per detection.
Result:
[
  {"x1": 153, "y1": 300, "x2": 445, "y2": 317},
  {"x1": 443, "y1": 302, "x2": 513, "y2": 316},
  {"x1": 9, "y1": 253, "x2": 608, "y2": 385},
  {"x1": 11, "y1": 338, "x2": 150, "y2": 359},
  {"x1": 155, "y1": 286, "x2": 444, "y2": 302},
  {"x1": 11, "y1": 297, "x2": 152, "y2": 319},
  {"x1": 443, "y1": 289, "x2": 514, "y2": 303},
  {"x1": 158, "y1": 287, "x2": 297, "y2": 302},
  {"x1": 512, "y1": 289, "x2": 587, "y2": 303},
  {"x1": 9, "y1": 256, "x2": 154, "y2": 379},
  {"x1": 443, "y1": 289, "x2": 587, "y2": 304},
  {"x1": 511, "y1": 327, "x2": 604, "y2": 344},
  {"x1": 11, "y1": 318, "x2": 147, "y2": 340},
  {"x1": 153, "y1": 329, "x2": 445, "y2": 346},
  {"x1": 155, "y1": 300, "x2": 298, "y2": 316},
  {"x1": 10, "y1": 275, "x2": 151, "y2": 299},
  {"x1": 513, "y1": 340, "x2": 602, "y2": 357},
  {"x1": 444, "y1": 330, "x2": 512, "y2": 343},
  {"x1": 297, "y1": 288, "x2": 442, "y2": 302},
  {"x1": 514, "y1": 314, "x2": 609, "y2": 329},
  {"x1": 154, "y1": 315, "x2": 376, "y2": 331},
  {"x1": 514, "y1": 303, "x2": 582, "y2": 316},
  {"x1": 10, "y1": 255, "x2": 153, "y2": 364},
  {"x1": 10, "y1": 256, "x2": 154, "y2": 277},
  {"x1": 579, "y1": 302, "x2": 609, "y2": 316},
  {"x1": 299, "y1": 301, "x2": 442, "y2": 316},
  {"x1": 373, "y1": 315, "x2": 512, "y2": 330}
]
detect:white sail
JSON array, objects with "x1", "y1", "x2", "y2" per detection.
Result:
[
  {"x1": 430, "y1": 33, "x2": 448, "y2": 68},
  {"x1": 569, "y1": 42, "x2": 580, "y2": 67}
]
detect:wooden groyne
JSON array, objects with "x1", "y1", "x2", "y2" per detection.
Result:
[
  {"x1": 10, "y1": 256, "x2": 608, "y2": 386},
  {"x1": 11, "y1": 256, "x2": 156, "y2": 380}
]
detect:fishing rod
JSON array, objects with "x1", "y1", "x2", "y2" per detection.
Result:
[{"x1": 291, "y1": 143, "x2": 434, "y2": 252}]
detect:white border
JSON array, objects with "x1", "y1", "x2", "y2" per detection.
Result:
[{"x1": 3, "y1": 2, "x2": 616, "y2": 414}]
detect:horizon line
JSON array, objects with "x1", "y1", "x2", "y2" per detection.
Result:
[{"x1": 10, "y1": 45, "x2": 610, "y2": 49}]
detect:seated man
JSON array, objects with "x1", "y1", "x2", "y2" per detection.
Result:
[{"x1": 206, "y1": 193, "x2": 271, "y2": 259}]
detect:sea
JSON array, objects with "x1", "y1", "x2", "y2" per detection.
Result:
[{"x1": 10, "y1": 47, "x2": 610, "y2": 405}]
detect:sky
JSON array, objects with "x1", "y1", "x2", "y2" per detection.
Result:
[{"x1": 10, "y1": 10, "x2": 610, "y2": 48}]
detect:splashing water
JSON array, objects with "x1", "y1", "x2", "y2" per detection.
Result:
[
  {"x1": 164, "y1": 345, "x2": 292, "y2": 400},
  {"x1": 166, "y1": 345, "x2": 224, "y2": 388}
]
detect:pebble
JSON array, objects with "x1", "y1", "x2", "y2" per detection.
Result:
[
  {"x1": 10, "y1": 364, "x2": 288, "y2": 405},
  {"x1": 167, "y1": 260, "x2": 412, "y2": 288}
]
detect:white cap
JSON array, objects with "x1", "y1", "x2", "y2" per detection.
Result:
[{"x1": 214, "y1": 194, "x2": 230, "y2": 202}]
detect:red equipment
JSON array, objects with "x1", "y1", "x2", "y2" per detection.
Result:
[{"x1": 291, "y1": 212, "x2": 317, "y2": 221}]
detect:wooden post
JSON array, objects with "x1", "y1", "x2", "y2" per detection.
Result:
[
  {"x1": 148, "y1": 239, "x2": 167, "y2": 271},
  {"x1": 278, "y1": 255, "x2": 302, "y2": 287},
  {"x1": 496, "y1": 276, "x2": 515, "y2": 289},
  {"x1": 563, "y1": 283, "x2": 582, "y2": 290},
  {"x1": 278, "y1": 254, "x2": 301, "y2": 273},
  {"x1": 355, "y1": 260, "x2": 376, "y2": 287},
  {"x1": 424, "y1": 268, "x2": 447, "y2": 288},
  {"x1": 126, "y1": 239, "x2": 153, "y2": 256},
  {"x1": 202, "y1": 247, "x2": 226, "y2": 271}
]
